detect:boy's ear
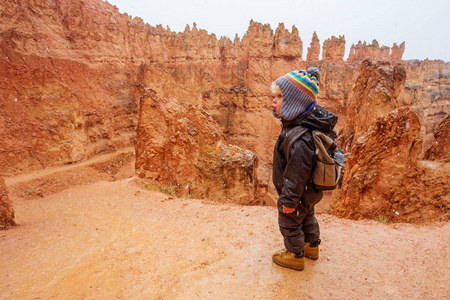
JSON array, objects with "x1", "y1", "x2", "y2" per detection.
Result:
[{"x1": 271, "y1": 82, "x2": 282, "y2": 96}]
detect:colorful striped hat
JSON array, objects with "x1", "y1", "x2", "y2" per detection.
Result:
[{"x1": 275, "y1": 68, "x2": 320, "y2": 120}]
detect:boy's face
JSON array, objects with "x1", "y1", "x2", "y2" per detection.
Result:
[{"x1": 272, "y1": 94, "x2": 283, "y2": 117}]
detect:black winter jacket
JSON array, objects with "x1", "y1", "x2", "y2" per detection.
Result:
[{"x1": 272, "y1": 103, "x2": 338, "y2": 209}]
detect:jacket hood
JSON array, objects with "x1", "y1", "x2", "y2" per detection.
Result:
[{"x1": 281, "y1": 103, "x2": 338, "y2": 133}]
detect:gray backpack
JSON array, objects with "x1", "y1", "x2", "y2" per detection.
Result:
[{"x1": 284, "y1": 126, "x2": 345, "y2": 190}]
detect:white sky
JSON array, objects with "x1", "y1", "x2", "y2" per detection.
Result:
[{"x1": 106, "y1": 0, "x2": 449, "y2": 61}]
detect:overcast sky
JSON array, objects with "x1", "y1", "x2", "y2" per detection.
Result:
[{"x1": 106, "y1": 0, "x2": 449, "y2": 61}]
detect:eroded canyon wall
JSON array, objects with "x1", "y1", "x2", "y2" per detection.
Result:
[
  {"x1": 135, "y1": 89, "x2": 260, "y2": 205},
  {"x1": 339, "y1": 58, "x2": 407, "y2": 151},
  {"x1": 399, "y1": 60, "x2": 450, "y2": 151},
  {"x1": 1, "y1": 0, "x2": 143, "y2": 175},
  {"x1": 0, "y1": 0, "x2": 372, "y2": 177},
  {"x1": 331, "y1": 61, "x2": 449, "y2": 222},
  {"x1": 332, "y1": 107, "x2": 449, "y2": 222},
  {"x1": 424, "y1": 115, "x2": 450, "y2": 162}
]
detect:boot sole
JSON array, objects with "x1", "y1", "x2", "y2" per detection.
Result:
[
  {"x1": 272, "y1": 257, "x2": 305, "y2": 271},
  {"x1": 305, "y1": 254, "x2": 319, "y2": 260}
]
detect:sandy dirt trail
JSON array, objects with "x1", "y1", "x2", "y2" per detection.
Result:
[{"x1": 1, "y1": 152, "x2": 449, "y2": 299}]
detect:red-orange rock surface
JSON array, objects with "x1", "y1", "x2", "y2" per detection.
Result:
[
  {"x1": 273, "y1": 23, "x2": 302, "y2": 59},
  {"x1": 333, "y1": 107, "x2": 449, "y2": 222},
  {"x1": 399, "y1": 60, "x2": 450, "y2": 151},
  {"x1": 340, "y1": 59, "x2": 407, "y2": 151},
  {"x1": 0, "y1": 0, "x2": 143, "y2": 175},
  {"x1": 333, "y1": 59, "x2": 449, "y2": 222},
  {"x1": 348, "y1": 40, "x2": 390, "y2": 61},
  {"x1": 135, "y1": 89, "x2": 260, "y2": 205},
  {"x1": 322, "y1": 36, "x2": 346, "y2": 61},
  {"x1": 306, "y1": 32, "x2": 320, "y2": 62},
  {"x1": 347, "y1": 40, "x2": 405, "y2": 62},
  {"x1": 391, "y1": 42, "x2": 406, "y2": 62},
  {"x1": 0, "y1": 176, "x2": 15, "y2": 229},
  {"x1": 424, "y1": 114, "x2": 450, "y2": 162}
]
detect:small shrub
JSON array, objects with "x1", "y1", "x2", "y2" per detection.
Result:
[
  {"x1": 182, "y1": 193, "x2": 196, "y2": 199},
  {"x1": 161, "y1": 185, "x2": 178, "y2": 197},
  {"x1": 136, "y1": 180, "x2": 180, "y2": 197},
  {"x1": 19, "y1": 188, "x2": 34, "y2": 196},
  {"x1": 377, "y1": 215, "x2": 390, "y2": 224}
]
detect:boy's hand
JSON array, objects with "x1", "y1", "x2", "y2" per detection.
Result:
[{"x1": 282, "y1": 205, "x2": 295, "y2": 214}]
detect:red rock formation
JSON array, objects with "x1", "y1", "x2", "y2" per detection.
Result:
[
  {"x1": 333, "y1": 107, "x2": 449, "y2": 222},
  {"x1": 133, "y1": 21, "x2": 305, "y2": 202},
  {"x1": 424, "y1": 114, "x2": 450, "y2": 162},
  {"x1": 306, "y1": 32, "x2": 320, "y2": 62},
  {"x1": 322, "y1": 36, "x2": 345, "y2": 62},
  {"x1": 0, "y1": 1, "x2": 303, "y2": 187},
  {"x1": 0, "y1": 176, "x2": 15, "y2": 229},
  {"x1": 273, "y1": 23, "x2": 302, "y2": 59},
  {"x1": 340, "y1": 59, "x2": 407, "y2": 151},
  {"x1": 399, "y1": 60, "x2": 450, "y2": 152},
  {"x1": 0, "y1": 54, "x2": 138, "y2": 175},
  {"x1": 135, "y1": 89, "x2": 261, "y2": 205},
  {"x1": 333, "y1": 59, "x2": 449, "y2": 222},
  {"x1": 0, "y1": 0, "x2": 145, "y2": 175},
  {"x1": 391, "y1": 42, "x2": 405, "y2": 62},
  {"x1": 348, "y1": 40, "x2": 404, "y2": 62}
]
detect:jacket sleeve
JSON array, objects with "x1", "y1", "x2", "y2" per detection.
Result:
[{"x1": 279, "y1": 133, "x2": 315, "y2": 208}]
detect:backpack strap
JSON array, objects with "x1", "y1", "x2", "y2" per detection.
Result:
[{"x1": 283, "y1": 126, "x2": 309, "y2": 161}]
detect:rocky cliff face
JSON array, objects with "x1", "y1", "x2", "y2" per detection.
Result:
[
  {"x1": 0, "y1": 0, "x2": 142, "y2": 175},
  {"x1": 0, "y1": 0, "x2": 448, "y2": 214},
  {"x1": 135, "y1": 89, "x2": 260, "y2": 205},
  {"x1": 333, "y1": 107, "x2": 449, "y2": 222},
  {"x1": 399, "y1": 60, "x2": 450, "y2": 152},
  {"x1": 332, "y1": 60, "x2": 449, "y2": 222},
  {"x1": 339, "y1": 59, "x2": 407, "y2": 151},
  {"x1": 0, "y1": 176, "x2": 15, "y2": 229},
  {"x1": 424, "y1": 115, "x2": 450, "y2": 162}
]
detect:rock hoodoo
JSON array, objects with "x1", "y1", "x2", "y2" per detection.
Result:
[
  {"x1": 391, "y1": 42, "x2": 406, "y2": 62},
  {"x1": 322, "y1": 36, "x2": 346, "y2": 62},
  {"x1": 306, "y1": 32, "x2": 320, "y2": 62},
  {"x1": 347, "y1": 40, "x2": 405, "y2": 62}
]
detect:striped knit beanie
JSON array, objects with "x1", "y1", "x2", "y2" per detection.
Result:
[{"x1": 275, "y1": 68, "x2": 320, "y2": 120}]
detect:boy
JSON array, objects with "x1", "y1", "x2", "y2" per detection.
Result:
[{"x1": 271, "y1": 68, "x2": 338, "y2": 271}]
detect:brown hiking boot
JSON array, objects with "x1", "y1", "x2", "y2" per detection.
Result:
[
  {"x1": 304, "y1": 240, "x2": 320, "y2": 260},
  {"x1": 272, "y1": 249, "x2": 305, "y2": 271}
]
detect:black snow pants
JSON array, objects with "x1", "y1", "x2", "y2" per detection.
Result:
[{"x1": 277, "y1": 185, "x2": 322, "y2": 255}]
